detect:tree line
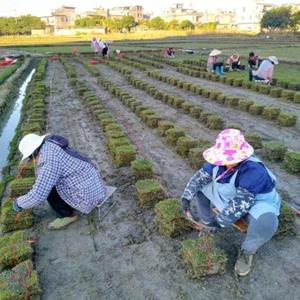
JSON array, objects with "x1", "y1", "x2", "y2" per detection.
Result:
[
  {"x1": 0, "y1": 15, "x2": 45, "y2": 35},
  {"x1": 261, "y1": 6, "x2": 300, "y2": 32}
]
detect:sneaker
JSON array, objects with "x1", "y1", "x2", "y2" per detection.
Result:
[
  {"x1": 234, "y1": 251, "x2": 254, "y2": 276},
  {"x1": 48, "y1": 215, "x2": 78, "y2": 230}
]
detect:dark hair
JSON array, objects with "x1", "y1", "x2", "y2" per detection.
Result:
[{"x1": 249, "y1": 52, "x2": 255, "y2": 57}]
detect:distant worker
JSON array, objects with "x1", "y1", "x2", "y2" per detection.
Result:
[
  {"x1": 115, "y1": 49, "x2": 125, "y2": 59},
  {"x1": 227, "y1": 53, "x2": 241, "y2": 71},
  {"x1": 163, "y1": 47, "x2": 175, "y2": 58},
  {"x1": 99, "y1": 39, "x2": 109, "y2": 59},
  {"x1": 207, "y1": 49, "x2": 224, "y2": 76},
  {"x1": 248, "y1": 51, "x2": 259, "y2": 81},
  {"x1": 250, "y1": 56, "x2": 279, "y2": 84},
  {"x1": 12, "y1": 134, "x2": 107, "y2": 230},
  {"x1": 91, "y1": 37, "x2": 101, "y2": 57},
  {"x1": 181, "y1": 128, "x2": 281, "y2": 277}
]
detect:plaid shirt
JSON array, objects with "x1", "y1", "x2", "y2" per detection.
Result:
[{"x1": 16, "y1": 141, "x2": 107, "y2": 214}]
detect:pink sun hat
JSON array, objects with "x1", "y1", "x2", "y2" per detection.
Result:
[{"x1": 203, "y1": 129, "x2": 254, "y2": 166}]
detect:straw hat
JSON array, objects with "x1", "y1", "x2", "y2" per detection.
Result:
[
  {"x1": 268, "y1": 56, "x2": 279, "y2": 65},
  {"x1": 209, "y1": 49, "x2": 222, "y2": 57},
  {"x1": 203, "y1": 129, "x2": 254, "y2": 166},
  {"x1": 19, "y1": 133, "x2": 48, "y2": 161}
]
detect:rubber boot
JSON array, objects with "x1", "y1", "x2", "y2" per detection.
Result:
[
  {"x1": 215, "y1": 67, "x2": 221, "y2": 76},
  {"x1": 220, "y1": 66, "x2": 224, "y2": 75}
]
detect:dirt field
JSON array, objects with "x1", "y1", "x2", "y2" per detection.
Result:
[{"x1": 30, "y1": 58, "x2": 300, "y2": 300}]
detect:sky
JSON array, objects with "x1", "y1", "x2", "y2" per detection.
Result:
[{"x1": 0, "y1": 0, "x2": 299, "y2": 17}]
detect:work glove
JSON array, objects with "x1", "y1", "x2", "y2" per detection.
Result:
[
  {"x1": 12, "y1": 200, "x2": 23, "y2": 212},
  {"x1": 181, "y1": 198, "x2": 190, "y2": 214}
]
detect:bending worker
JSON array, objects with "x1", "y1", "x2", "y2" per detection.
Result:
[
  {"x1": 12, "y1": 133, "x2": 107, "y2": 230},
  {"x1": 181, "y1": 129, "x2": 280, "y2": 276},
  {"x1": 250, "y1": 56, "x2": 278, "y2": 83}
]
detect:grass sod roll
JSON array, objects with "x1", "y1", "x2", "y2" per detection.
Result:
[
  {"x1": 181, "y1": 236, "x2": 227, "y2": 279},
  {"x1": 188, "y1": 142, "x2": 211, "y2": 169},
  {"x1": 0, "y1": 260, "x2": 41, "y2": 300},
  {"x1": 224, "y1": 96, "x2": 239, "y2": 108},
  {"x1": 258, "y1": 85, "x2": 271, "y2": 95},
  {"x1": 182, "y1": 102, "x2": 194, "y2": 113},
  {"x1": 107, "y1": 137, "x2": 130, "y2": 151},
  {"x1": 249, "y1": 104, "x2": 265, "y2": 115},
  {"x1": 114, "y1": 145, "x2": 136, "y2": 167},
  {"x1": 158, "y1": 121, "x2": 174, "y2": 136},
  {"x1": 105, "y1": 130, "x2": 125, "y2": 139},
  {"x1": 154, "y1": 199, "x2": 190, "y2": 237},
  {"x1": 176, "y1": 137, "x2": 199, "y2": 158},
  {"x1": 283, "y1": 151, "x2": 300, "y2": 174},
  {"x1": 146, "y1": 115, "x2": 161, "y2": 128},
  {"x1": 262, "y1": 106, "x2": 281, "y2": 120},
  {"x1": 238, "y1": 99, "x2": 254, "y2": 112},
  {"x1": 274, "y1": 203, "x2": 296, "y2": 238},
  {"x1": 270, "y1": 87, "x2": 283, "y2": 98},
  {"x1": 276, "y1": 112, "x2": 297, "y2": 127},
  {"x1": 1, "y1": 201, "x2": 33, "y2": 233},
  {"x1": 9, "y1": 177, "x2": 36, "y2": 198},
  {"x1": 17, "y1": 162, "x2": 35, "y2": 177},
  {"x1": 281, "y1": 90, "x2": 295, "y2": 101},
  {"x1": 135, "y1": 179, "x2": 165, "y2": 208},
  {"x1": 189, "y1": 107, "x2": 203, "y2": 118},
  {"x1": 245, "y1": 132, "x2": 263, "y2": 149},
  {"x1": 0, "y1": 231, "x2": 30, "y2": 249},
  {"x1": 0, "y1": 242, "x2": 33, "y2": 271},
  {"x1": 131, "y1": 159, "x2": 153, "y2": 180},
  {"x1": 262, "y1": 142, "x2": 287, "y2": 162},
  {"x1": 294, "y1": 92, "x2": 300, "y2": 103},
  {"x1": 199, "y1": 111, "x2": 214, "y2": 124},
  {"x1": 207, "y1": 115, "x2": 225, "y2": 130},
  {"x1": 165, "y1": 128, "x2": 185, "y2": 145},
  {"x1": 103, "y1": 123, "x2": 122, "y2": 132}
]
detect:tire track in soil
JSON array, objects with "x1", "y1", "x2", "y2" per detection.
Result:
[
  {"x1": 84, "y1": 62, "x2": 300, "y2": 207},
  {"x1": 38, "y1": 60, "x2": 201, "y2": 300},
  {"x1": 72, "y1": 60, "x2": 300, "y2": 300}
]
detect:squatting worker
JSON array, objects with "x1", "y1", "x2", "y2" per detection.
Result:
[
  {"x1": 251, "y1": 56, "x2": 279, "y2": 83},
  {"x1": 181, "y1": 129, "x2": 281, "y2": 277},
  {"x1": 12, "y1": 133, "x2": 107, "y2": 230}
]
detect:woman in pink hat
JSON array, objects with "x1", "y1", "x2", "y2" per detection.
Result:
[{"x1": 181, "y1": 129, "x2": 281, "y2": 277}]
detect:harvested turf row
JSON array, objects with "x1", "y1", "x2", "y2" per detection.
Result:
[
  {"x1": 79, "y1": 58, "x2": 300, "y2": 207},
  {"x1": 71, "y1": 59, "x2": 300, "y2": 300},
  {"x1": 41, "y1": 58, "x2": 219, "y2": 300},
  {"x1": 108, "y1": 58, "x2": 300, "y2": 151}
]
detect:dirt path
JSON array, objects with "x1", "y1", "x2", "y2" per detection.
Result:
[{"x1": 65, "y1": 59, "x2": 300, "y2": 300}]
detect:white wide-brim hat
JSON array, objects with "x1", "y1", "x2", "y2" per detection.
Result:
[
  {"x1": 268, "y1": 56, "x2": 279, "y2": 65},
  {"x1": 209, "y1": 49, "x2": 222, "y2": 57},
  {"x1": 18, "y1": 133, "x2": 48, "y2": 161}
]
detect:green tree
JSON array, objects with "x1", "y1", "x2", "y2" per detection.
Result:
[
  {"x1": 290, "y1": 11, "x2": 300, "y2": 32},
  {"x1": 180, "y1": 20, "x2": 195, "y2": 30},
  {"x1": 167, "y1": 19, "x2": 180, "y2": 30},
  {"x1": 119, "y1": 16, "x2": 136, "y2": 32},
  {"x1": 261, "y1": 6, "x2": 292, "y2": 30},
  {"x1": 149, "y1": 17, "x2": 165, "y2": 30}
]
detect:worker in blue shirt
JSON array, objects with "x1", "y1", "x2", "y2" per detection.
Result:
[{"x1": 181, "y1": 129, "x2": 281, "y2": 276}]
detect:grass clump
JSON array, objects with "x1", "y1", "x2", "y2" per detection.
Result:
[
  {"x1": 135, "y1": 179, "x2": 165, "y2": 208},
  {"x1": 0, "y1": 242, "x2": 33, "y2": 271},
  {"x1": 158, "y1": 121, "x2": 174, "y2": 136},
  {"x1": 0, "y1": 260, "x2": 42, "y2": 300},
  {"x1": 154, "y1": 199, "x2": 190, "y2": 237},
  {"x1": 166, "y1": 128, "x2": 185, "y2": 145},
  {"x1": 1, "y1": 201, "x2": 33, "y2": 233},
  {"x1": 283, "y1": 151, "x2": 300, "y2": 174},
  {"x1": 176, "y1": 137, "x2": 199, "y2": 158},
  {"x1": 275, "y1": 203, "x2": 296, "y2": 238},
  {"x1": 9, "y1": 177, "x2": 36, "y2": 198},
  {"x1": 245, "y1": 132, "x2": 263, "y2": 149},
  {"x1": 131, "y1": 159, "x2": 153, "y2": 180},
  {"x1": 262, "y1": 106, "x2": 281, "y2": 120},
  {"x1": 181, "y1": 236, "x2": 227, "y2": 279},
  {"x1": 277, "y1": 112, "x2": 297, "y2": 127},
  {"x1": 114, "y1": 145, "x2": 136, "y2": 167},
  {"x1": 238, "y1": 99, "x2": 254, "y2": 112},
  {"x1": 262, "y1": 142, "x2": 287, "y2": 162}
]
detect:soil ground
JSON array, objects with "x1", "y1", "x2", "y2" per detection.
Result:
[{"x1": 33, "y1": 59, "x2": 300, "y2": 300}]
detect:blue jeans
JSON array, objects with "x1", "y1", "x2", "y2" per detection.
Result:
[{"x1": 190, "y1": 191, "x2": 278, "y2": 253}]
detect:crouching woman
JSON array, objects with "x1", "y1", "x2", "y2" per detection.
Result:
[
  {"x1": 181, "y1": 129, "x2": 280, "y2": 276},
  {"x1": 12, "y1": 133, "x2": 107, "y2": 230}
]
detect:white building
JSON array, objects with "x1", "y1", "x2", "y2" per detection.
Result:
[{"x1": 164, "y1": 3, "x2": 202, "y2": 24}]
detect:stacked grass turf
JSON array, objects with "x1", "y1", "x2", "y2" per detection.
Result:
[
  {"x1": 275, "y1": 203, "x2": 296, "y2": 238},
  {"x1": 181, "y1": 236, "x2": 227, "y2": 279},
  {"x1": 283, "y1": 151, "x2": 300, "y2": 174},
  {"x1": 154, "y1": 199, "x2": 191, "y2": 237}
]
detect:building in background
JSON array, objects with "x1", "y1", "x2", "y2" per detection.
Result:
[
  {"x1": 108, "y1": 5, "x2": 146, "y2": 21},
  {"x1": 83, "y1": 7, "x2": 109, "y2": 18},
  {"x1": 164, "y1": 3, "x2": 202, "y2": 24}
]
